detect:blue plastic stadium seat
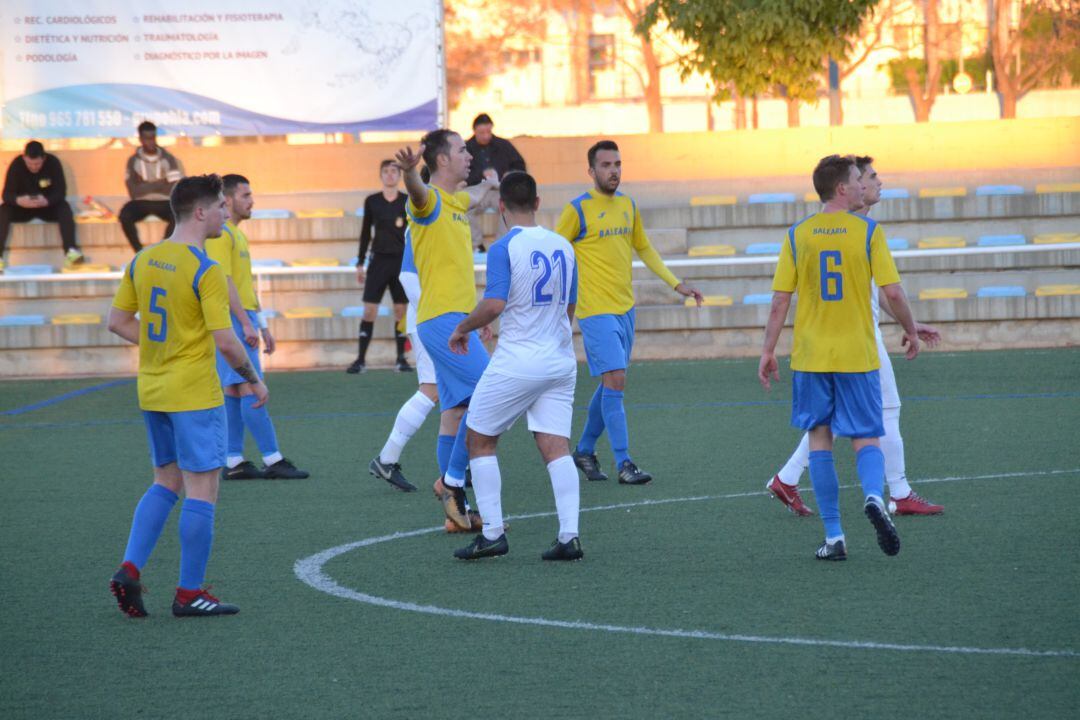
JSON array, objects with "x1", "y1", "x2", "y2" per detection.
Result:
[
  {"x1": 977, "y1": 234, "x2": 1026, "y2": 247},
  {"x1": 742, "y1": 293, "x2": 773, "y2": 305},
  {"x1": 251, "y1": 258, "x2": 286, "y2": 268},
  {"x1": 354, "y1": 208, "x2": 365, "y2": 217},
  {"x1": 473, "y1": 252, "x2": 488, "y2": 264},
  {"x1": 745, "y1": 242, "x2": 782, "y2": 255},
  {"x1": 879, "y1": 188, "x2": 910, "y2": 200},
  {"x1": 887, "y1": 238, "x2": 909, "y2": 251},
  {"x1": 975, "y1": 185, "x2": 1024, "y2": 196},
  {"x1": 748, "y1": 192, "x2": 796, "y2": 204},
  {"x1": 250, "y1": 209, "x2": 292, "y2": 220},
  {"x1": 5, "y1": 264, "x2": 55, "y2": 275},
  {"x1": 0, "y1": 314, "x2": 47, "y2": 326},
  {"x1": 348, "y1": 256, "x2": 359, "y2": 267},
  {"x1": 340, "y1": 306, "x2": 365, "y2": 318},
  {"x1": 258, "y1": 310, "x2": 279, "y2": 324},
  {"x1": 977, "y1": 286, "x2": 1027, "y2": 298}
]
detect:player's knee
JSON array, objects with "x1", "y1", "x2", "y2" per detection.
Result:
[
  {"x1": 466, "y1": 429, "x2": 497, "y2": 457},
  {"x1": 602, "y1": 370, "x2": 626, "y2": 391},
  {"x1": 362, "y1": 304, "x2": 379, "y2": 322},
  {"x1": 534, "y1": 433, "x2": 570, "y2": 464}
]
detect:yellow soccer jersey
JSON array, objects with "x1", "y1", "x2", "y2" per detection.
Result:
[
  {"x1": 772, "y1": 211, "x2": 901, "y2": 373},
  {"x1": 555, "y1": 190, "x2": 679, "y2": 319},
  {"x1": 406, "y1": 184, "x2": 476, "y2": 323},
  {"x1": 112, "y1": 241, "x2": 233, "y2": 412},
  {"x1": 204, "y1": 220, "x2": 258, "y2": 311}
]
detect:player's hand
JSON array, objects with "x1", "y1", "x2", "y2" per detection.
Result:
[
  {"x1": 901, "y1": 332, "x2": 921, "y2": 360},
  {"x1": 261, "y1": 328, "x2": 276, "y2": 355},
  {"x1": 249, "y1": 380, "x2": 269, "y2": 408},
  {"x1": 448, "y1": 327, "x2": 469, "y2": 355},
  {"x1": 355, "y1": 265, "x2": 365, "y2": 284},
  {"x1": 675, "y1": 283, "x2": 704, "y2": 307},
  {"x1": 479, "y1": 324, "x2": 494, "y2": 343},
  {"x1": 241, "y1": 321, "x2": 259, "y2": 348},
  {"x1": 482, "y1": 167, "x2": 499, "y2": 186},
  {"x1": 915, "y1": 322, "x2": 941, "y2": 348},
  {"x1": 758, "y1": 352, "x2": 779, "y2": 390},
  {"x1": 15, "y1": 195, "x2": 36, "y2": 208},
  {"x1": 395, "y1": 145, "x2": 423, "y2": 173}
]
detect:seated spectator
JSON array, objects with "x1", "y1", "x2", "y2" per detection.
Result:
[
  {"x1": 0, "y1": 140, "x2": 83, "y2": 271},
  {"x1": 119, "y1": 121, "x2": 184, "y2": 252},
  {"x1": 465, "y1": 113, "x2": 525, "y2": 250}
]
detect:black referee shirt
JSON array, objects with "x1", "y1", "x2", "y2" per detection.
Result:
[{"x1": 358, "y1": 191, "x2": 407, "y2": 261}]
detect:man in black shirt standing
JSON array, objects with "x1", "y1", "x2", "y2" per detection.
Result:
[
  {"x1": 464, "y1": 113, "x2": 526, "y2": 250},
  {"x1": 0, "y1": 141, "x2": 84, "y2": 271},
  {"x1": 347, "y1": 159, "x2": 411, "y2": 374}
]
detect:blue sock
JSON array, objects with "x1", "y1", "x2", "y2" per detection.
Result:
[
  {"x1": 600, "y1": 388, "x2": 630, "y2": 466},
  {"x1": 856, "y1": 445, "x2": 886, "y2": 501},
  {"x1": 809, "y1": 450, "x2": 843, "y2": 539},
  {"x1": 576, "y1": 384, "x2": 605, "y2": 455},
  {"x1": 241, "y1": 394, "x2": 279, "y2": 456},
  {"x1": 178, "y1": 499, "x2": 215, "y2": 590},
  {"x1": 122, "y1": 484, "x2": 179, "y2": 569},
  {"x1": 446, "y1": 411, "x2": 470, "y2": 482},
  {"x1": 225, "y1": 395, "x2": 244, "y2": 457},
  {"x1": 437, "y1": 434, "x2": 455, "y2": 475}
]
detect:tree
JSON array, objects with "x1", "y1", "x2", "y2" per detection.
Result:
[
  {"x1": 992, "y1": 0, "x2": 1080, "y2": 119},
  {"x1": 900, "y1": 0, "x2": 943, "y2": 122},
  {"x1": 641, "y1": 0, "x2": 880, "y2": 128},
  {"x1": 833, "y1": 0, "x2": 908, "y2": 125},
  {"x1": 617, "y1": 0, "x2": 681, "y2": 132}
]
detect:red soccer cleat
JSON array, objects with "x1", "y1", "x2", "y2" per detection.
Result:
[
  {"x1": 891, "y1": 492, "x2": 944, "y2": 515},
  {"x1": 766, "y1": 475, "x2": 815, "y2": 516}
]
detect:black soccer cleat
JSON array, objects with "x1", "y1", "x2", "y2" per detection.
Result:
[
  {"x1": 346, "y1": 359, "x2": 366, "y2": 374},
  {"x1": 369, "y1": 456, "x2": 417, "y2": 492},
  {"x1": 110, "y1": 565, "x2": 148, "y2": 618},
  {"x1": 395, "y1": 358, "x2": 414, "y2": 373},
  {"x1": 541, "y1": 537, "x2": 583, "y2": 561},
  {"x1": 815, "y1": 538, "x2": 847, "y2": 561},
  {"x1": 617, "y1": 460, "x2": 652, "y2": 485},
  {"x1": 172, "y1": 589, "x2": 240, "y2": 617},
  {"x1": 262, "y1": 458, "x2": 310, "y2": 479},
  {"x1": 572, "y1": 450, "x2": 608, "y2": 482},
  {"x1": 221, "y1": 460, "x2": 265, "y2": 481},
  {"x1": 865, "y1": 497, "x2": 901, "y2": 556},
  {"x1": 454, "y1": 533, "x2": 509, "y2": 560}
]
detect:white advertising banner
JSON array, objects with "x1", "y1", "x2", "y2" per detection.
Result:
[{"x1": 1, "y1": 1, "x2": 441, "y2": 137}]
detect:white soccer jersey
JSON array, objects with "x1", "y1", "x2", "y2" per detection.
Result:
[{"x1": 483, "y1": 226, "x2": 578, "y2": 380}]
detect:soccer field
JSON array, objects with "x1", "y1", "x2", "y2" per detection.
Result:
[{"x1": 1, "y1": 349, "x2": 1078, "y2": 719}]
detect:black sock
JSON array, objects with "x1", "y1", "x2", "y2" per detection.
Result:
[
  {"x1": 394, "y1": 327, "x2": 407, "y2": 362},
  {"x1": 358, "y1": 320, "x2": 374, "y2": 363}
]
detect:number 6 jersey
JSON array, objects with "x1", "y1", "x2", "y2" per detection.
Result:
[
  {"x1": 483, "y1": 226, "x2": 579, "y2": 380},
  {"x1": 771, "y1": 211, "x2": 900, "y2": 373},
  {"x1": 112, "y1": 241, "x2": 232, "y2": 411}
]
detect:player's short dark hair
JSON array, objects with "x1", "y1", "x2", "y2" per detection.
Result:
[
  {"x1": 24, "y1": 141, "x2": 44, "y2": 159},
  {"x1": 812, "y1": 154, "x2": 857, "y2": 202},
  {"x1": 853, "y1": 155, "x2": 874, "y2": 173},
  {"x1": 499, "y1": 171, "x2": 537, "y2": 212},
  {"x1": 171, "y1": 174, "x2": 223, "y2": 220},
  {"x1": 472, "y1": 113, "x2": 493, "y2": 129},
  {"x1": 137, "y1": 121, "x2": 157, "y2": 135},
  {"x1": 379, "y1": 159, "x2": 396, "y2": 171},
  {"x1": 420, "y1": 129, "x2": 459, "y2": 172},
  {"x1": 587, "y1": 140, "x2": 619, "y2": 168},
  {"x1": 222, "y1": 174, "x2": 250, "y2": 195}
]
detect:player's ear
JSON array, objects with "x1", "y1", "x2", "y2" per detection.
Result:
[
  {"x1": 532, "y1": 196, "x2": 541, "y2": 212},
  {"x1": 498, "y1": 198, "x2": 507, "y2": 215}
]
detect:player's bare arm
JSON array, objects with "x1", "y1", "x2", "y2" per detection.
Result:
[
  {"x1": 106, "y1": 307, "x2": 140, "y2": 345},
  {"x1": 465, "y1": 168, "x2": 500, "y2": 211},
  {"x1": 225, "y1": 278, "x2": 258, "y2": 348},
  {"x1": 213, "y1": 328, "x2": 269, "y2": 407},
  {"x1": 395, "y1": 145, "x2": 428, "y2": 210},
  {"x1": 448, "y1": 298, "x2": 505, "y2": 354},
  {"x1": 674, "y1": 282, "x2": 704, "y2": 306},
  {"x1": 878, "y1": 287, "x2": 941, "y2": 347},
  {"x1": 567, "y1": 302, "x2": 577, "y2": 322},
  {"x1": 879, "y1": 283, "x2": 921, "y2": 360},
  {"x1": 758, "y1": 291, "x2": 792, "y2": 390}
]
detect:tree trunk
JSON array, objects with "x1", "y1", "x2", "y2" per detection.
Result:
[
  {"x1": 640, "y1": 33, "x2": 664, "y2": 133},
  {"x1": 751, "y1": 95, "x2": 759, "y2": 129},
  {"x1": 919, "y1": 0, "x2": 942, "y2": 121},
  {"x1": 999, "y1": 90, "x2": 1018, "y2": 118},
  {"x1": 779, "y1": 86, "x2": 800, "y2": 128},
  {"x1": 733, "y1": 85, "x2": 747, "y2": 130},
  {"x1": 567, "y1": 1, "x2": 593, "y2": 104},
  {"x1": 904, "y1": 65, "x2": 932, "y2": 122},
  {"x1": 990, "y1": 0, "x2": 1018, "y2": 119}
]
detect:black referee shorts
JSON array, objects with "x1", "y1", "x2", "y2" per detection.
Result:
[{"x1": 362, "y1": 253, "x2": 408, "y2": 305}]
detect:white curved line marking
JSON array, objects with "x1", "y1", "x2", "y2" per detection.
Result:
[{"x1": 295, "y1": 468, "x2": 1080, "y2": 659}]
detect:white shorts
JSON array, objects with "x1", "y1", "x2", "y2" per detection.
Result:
[
  {"x1": 876, "y1": 333, "x2": 900, "y2": 409},
  {"x1": 410, "y1": 331, "x2": 437, "y2": 385},
  {"x1": 466, "y1": 370, "x2": 576, "y2": 438}
]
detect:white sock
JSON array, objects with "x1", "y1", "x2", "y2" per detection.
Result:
[
  {"x1": 380, "y1": 391, "x2": 436, "y2": 464},
  {"x1": 777, "y1": 433, "x2": 810, "y2": 486},
  {"x1": 262, "y1": 451, "x2": 283, "y2": 466},
  {"x1": 881, "y1": 406, "x2": 911, "y2": 499},
  {"x1": 547, "y1": 455, "x2": 580, "y2": 539},
  {"x1": 226, "y1": 455, "x2": 244, "y2": 469},
  {"x1": 469, "y1": 455, "x2": 503, "y2": 540}
]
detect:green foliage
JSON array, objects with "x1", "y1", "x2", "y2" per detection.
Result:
[
  {"x1": 641, "y1": 0, "x2": 881, "y2": 100},
  {"x1": 884, "y1": 55, "x2": 994, "y2": 95}
]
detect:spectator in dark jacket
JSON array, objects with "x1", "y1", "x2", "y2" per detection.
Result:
[
  {"x1": 464, "y1": 114, "x2": 527, "y2": 250},
  {"x1": 0, "y1": 141, "x2": 83, "y2": 271},
  {"x1": 118, "y1": 121, "x2": 184, "y2": 252}
]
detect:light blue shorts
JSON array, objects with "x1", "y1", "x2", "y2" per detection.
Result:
[
  {"x1": 142, "y1": 406, "x2": 227, "y2": 472},
  {"x1": 578, "y1": 309, "x2": 635, "y2": 377},
  {"x1": 215, "y1": 309, "x2": 263, "y2": 386},
  {"x1": 791, "y1": 370, "x2": 884, "y2": 439},
  {"x1": 417, "y1": 312, "x2": 490, "y2": 411}
]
